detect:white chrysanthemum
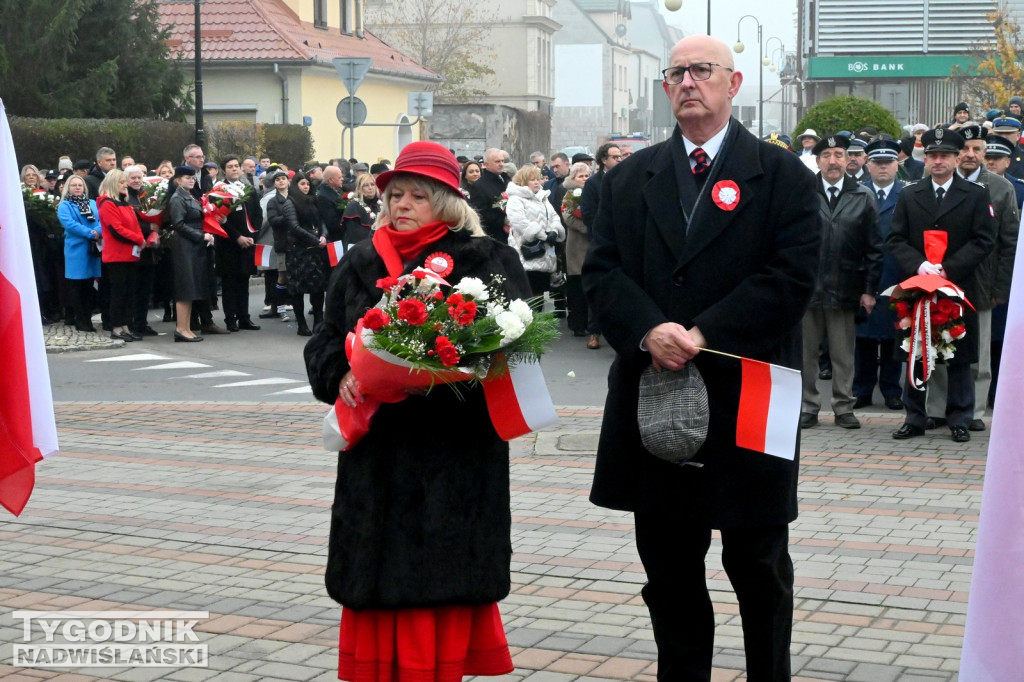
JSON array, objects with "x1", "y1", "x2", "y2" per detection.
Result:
[
  {"x1": 508, "y1": 299, "x2": 533, "y2": 325},
  {"x1": 941, "y1": 330, "x2": 953, "y2": 343},
  {"x1": 495, "y1": 310, "x2": 526, "y2": 343},
  {"x1": 454, "y1": 277, "x2": 489, "y2": 301},
  {"x1": 572, "y1": 188, "x2": 582, "y2": 197}
]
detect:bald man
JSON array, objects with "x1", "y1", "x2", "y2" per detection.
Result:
[
  {"x1": 316, "y1": 165, "x2": 346, "y2": 243},
  {"x1": 583, "y1": 34, "x2": 820, "y2": 680}
]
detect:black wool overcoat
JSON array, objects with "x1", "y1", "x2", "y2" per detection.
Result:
[
  {"x1": 582, "y1": 120, "x2": 821, "y2": 529},
  {"x1": 304, "y1": 229, "x2": 531, "y2": 610}
]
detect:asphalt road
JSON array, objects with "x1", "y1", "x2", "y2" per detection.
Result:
[{"x1": 48, "y1": 301, "x2": 616, "y2": 406}]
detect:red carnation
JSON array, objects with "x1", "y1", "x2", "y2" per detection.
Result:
[
  {"x1": 435, "y1": 336, "x2": 460, "y2": 367},
  {"x1": 446, "y1": 293, "x2": 464, "y2": 305},
  {"x1": 376, "y1": 276, "x2": 400, "y2": 291},
  {"x1": 936, "y1": 298, "x2": 958, "y2": 315},
  {"x1": 397, "y1": 299, "x2": 428, "y2": 325},
  {"x1": 930, "y1": 311, "x2": 949, "y2": 326},
  {"x1": 362, "y1": 308, "x2": 391, "y2": 332},
  {"x1": 949, "y1": 324, "x2": 967, "y2": 339},
  {"x1": 449, "y1": 300, "x2": 478, "y2": 326},
  {"x1": 894, "y1": 300, "x2": 911, "y2": 318}
]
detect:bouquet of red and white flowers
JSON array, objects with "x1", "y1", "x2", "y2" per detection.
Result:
[
  {"x1": 884, "y1": 274, "x2": 972, "y2": 390},
  {"x1": 202, "y1": 181, "x2": 253, "y2": 236},
  {"x1": 323, "y1": 267, "x2": 560, "y2": 450},
  {"x1": 491, "y1": 191, "x2": 509, "y2": 212},
  {"x1": 561, "y1": 187, "x2": 583, "y2": 219},
  {"x1": 137, "y1": 176, "x2": 170, "y2": 224},
  {"x1": 22, "y1": 185, "x2": 61, "y2": 238},
  {"x1": 338, "y1": 190, "x2": 356, "y2": 213}
]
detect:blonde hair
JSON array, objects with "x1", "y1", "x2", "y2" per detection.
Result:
[
  {"x1": 98, "y1": 169, "x2": 127, "y2": 199},
  {"x1": 378, "y1": 172, "x2": 483, "y2": 236},
  {"x1": 568, "y1": 162, "x2": 592, "y2": 180},
  {"x1": 60, "y1": 175, "x2": 88, "y2": 201},
  {"x1": 512, "y1": 165, "x2": 542, "y2": 186},
  {"x1": 357, "y1": 173, "x2": 379, "y2": 197}
]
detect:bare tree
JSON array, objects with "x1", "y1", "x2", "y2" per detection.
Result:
[{"x1": 365, "y1": 0, "x2": 498, "y2": 103}]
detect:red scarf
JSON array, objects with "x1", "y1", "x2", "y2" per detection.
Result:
[{"x1": 372, "y1": 221, "x2": 452, "y2": 277}]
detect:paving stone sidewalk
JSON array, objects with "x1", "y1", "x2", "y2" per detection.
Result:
[{"x1": 0, "y1": 402, "x2": 985, "y2": 681}]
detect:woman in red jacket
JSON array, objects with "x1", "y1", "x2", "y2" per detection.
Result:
[{"x1": 97, "y1": 169, "x2": 145, "y2": 341}]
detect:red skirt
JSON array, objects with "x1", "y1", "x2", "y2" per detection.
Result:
[{"x1": 337, "y1": 603, "x2": 514, "y2": 682}]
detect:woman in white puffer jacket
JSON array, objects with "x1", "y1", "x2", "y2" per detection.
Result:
[{"x1": 505, "y1": 165, "x2": 565, "y2": 297}]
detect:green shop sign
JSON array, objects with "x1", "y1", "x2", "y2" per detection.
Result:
[{"x1": 807, "y1": 55, "x2": 973, "y2": 79}]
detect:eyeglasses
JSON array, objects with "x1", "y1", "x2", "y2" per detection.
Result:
[
  {"x1": 608, "y1": 154, "x2": 623, "y2": 160},
  {"x1": 661, "y1": 63, "x2": 732, "y2": 85}
]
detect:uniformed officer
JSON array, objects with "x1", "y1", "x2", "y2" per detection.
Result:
[
  {"x1": 761, "y1": 132, "x2": 794, "y2": 152},
  {"x1": 887, "y1": 128, "x2": 997, "y2": 442},
  {"x1": 846, "y1": 138, "x2": 868, "y2": 181},
  {"x1": 991, "y1": 116, "x2": 1024, "y2": 178},
  {"x1": 983, "y1": 135, "x2": 1024, "y2": 209}
]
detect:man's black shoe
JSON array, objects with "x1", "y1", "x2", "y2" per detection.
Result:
[
  {"x1": 237, "y1": 319, "x2": 261, "y2": 330},
  {"x1": 853, "y1": 396, "x2": 872, "y2": 409},
  {"x1": 893, "y1": 423, "x2": 925, "y2": 439},
  {"x1": 968, "y1": 419, "x2": 986, "y2": 432},
  {"x1": 835, "y1": 413, "x2": 861, "y2": 429},
  {"x1": 885, "y1": 396, "x2": 904, "y2": 410},
  {"x1": 818, "y1": 368, "x2": 832, "y2": 380},
  {"x1": 225, "y1": 321, "x2": 239, "y2": 332},
  {"x1": 925, "y1": 417, "x2": 946, "y2": 430},
  {"x1": 951, "y1": 426, "x2": 971, "y2": 443},
  {"x1": 133, "y1": 326, "x2": 159, "y2": 337},
  {"x1": 800, "y1": 412, "x2": 818, "y2": 429}
]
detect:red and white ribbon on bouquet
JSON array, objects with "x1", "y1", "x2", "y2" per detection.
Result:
[{"x1": 322, "y1": 322, "x2": 558, "y2": 451}]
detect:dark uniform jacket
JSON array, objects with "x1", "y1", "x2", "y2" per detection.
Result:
[
  {"x1": 812, "y1": 174, "x2": 883, "y2": 310},
  {"x1": 582, "y1": 120, "x2": 820, "y2": 528},
  {"x1": 886, "y1": 174, "x2": 997, "y2": 364},
  {"x1": 316, "y1": 183, "x2": 345, "y2": 243},
  {"x1": 965, "y1": 167, "x2": 1019, "y2": 309},
  {"x1": 858, "y1": 180, "x2": 904, "y2": 339},
  {"x1": 304, "y1": 230, "x2": 530, "y2": 609}
]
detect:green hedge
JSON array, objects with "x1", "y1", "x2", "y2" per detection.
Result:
[
  {"x1": 10, "y1": 118, "x2": 315, "y2": 171},
  {"x1": 792, "y1": 95, "x2": 903, "y2": 141}
]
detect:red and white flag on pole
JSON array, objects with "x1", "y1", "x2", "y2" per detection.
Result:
[
  {"x1": 327, "y1": 240, "x2": 345, "y2": 267},
  {"x1": 0, "y1": 98, "x2": 59, "y2": 516},
  {"x1": 734, "y1": 357, "x2": 801, "y2": 460},
  {"x1": 960, "y1": 238, "x2": 1024, "y2": 681},
  {"x1": 254, "y1": 244, "x2": 274, "y2": 268}
]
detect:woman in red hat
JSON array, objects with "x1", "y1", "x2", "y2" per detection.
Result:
[{"x1": 304, "y1": 141, "x2": 531, "y2": 682}]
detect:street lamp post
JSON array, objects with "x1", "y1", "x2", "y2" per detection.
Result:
[
  {"x1": 193, "y1": 0, "x2": 205, "y2": 149},
  {"x1": 764, "y1": 38, "x2": 785, "y2": 133},
  {"x1": 734, "y1": 15, "x2": 764, "y2": 138}
]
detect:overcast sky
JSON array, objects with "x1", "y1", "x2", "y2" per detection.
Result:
[{"x1": 656, "y1": 1, "x2": 799, "y2": 112}]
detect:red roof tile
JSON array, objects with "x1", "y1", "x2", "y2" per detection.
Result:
[{"x1": 158, "y1": 0, "x2": 439, "y2": 82}]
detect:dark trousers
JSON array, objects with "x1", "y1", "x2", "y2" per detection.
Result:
[
  {"x1": 853, "y1": 337, "x2": 902, "y2": 401},
  {"x1": 566, "y1": 275, "x2": 597, "y2": 334},
  {"x1": 635, "y1": 512, "x2": 793, "y2": 682},
  {"x1": 105, "y1": 261, "x2": 138, "y2": 328},
  {"x1": 68, "y1": 278, "x2": 95, "y2": 329},
  {"x1": 222, "y1": 274, "x2": 252, "y2": 323},
  {"x1": 131, "y1": 257, "x2": 156, "y2": 332},
  {"x1": 263, "y1": 270, "x2": 278, "y2": 306},
  {"x1": 191, "y1": 299, "x2": 214, "y2": 326},
  {"x1": 902, "y1": 361, "x2": 973, "y2": 429}
]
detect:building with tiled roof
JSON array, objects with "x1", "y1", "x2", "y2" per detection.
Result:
[{"x1": 157, "y1": 0, "x2": 440, "y2": 161}]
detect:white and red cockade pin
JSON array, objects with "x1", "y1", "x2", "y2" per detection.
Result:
[
  {"x1": 711, "y1": 180, "x2": 740, "y2": 211},
  {"x1": 424, "y1": 252, "x2": 454, "y2": 279}
]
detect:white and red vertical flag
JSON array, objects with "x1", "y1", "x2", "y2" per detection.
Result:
[
  {"x1": 327, "y1": 240, "x2": 345, "y2": 267},
  {"x1": 254, "y1": 244, "x2": 274, "y2": 268},
  {"x1": 734, "y1": 357, "x2": 801, "y2": 460},
  {"x1": 960, "y1": 236, "x2": 1024, "y2": 680},
  {"x1": 0, "y1": 98, "x2": 59, "y2": 516}
]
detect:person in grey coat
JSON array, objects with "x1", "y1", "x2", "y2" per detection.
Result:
[{"x1": 167, "y1": 166, "x2": 214, "y2": 342}]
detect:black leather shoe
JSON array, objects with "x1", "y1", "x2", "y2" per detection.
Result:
[
  {"x1": 174, "y1": 331, "x2": 203, "y2": 343},
  {"x1": 75, "y1": 323, "x2": 97, "y2": 333},
  {"x1": 800, "y1": 412, "x2": 818, "y2": 429},
  {"x1": 925, "y1": 417, "x2": 947, "y2": 430},
  {"x1": 297, "y1": 326, "x2": 313, "y2": 337},
  {"x1": 853, "y1": 396, "x2": 872, "y2": 409},
  {"x1": 951, "y1": 426, "x2": 971, "y2": 442},
  {"x1": 201, "y1": 323, "x2": 230, "y2": 335},
  {"x1": 967, "y1": 419, "x2": 986, "y2": 432},
  {"x1": 110, "y1": 331, "x2": 134, "y2": 342},
  {"x1": 225, "y1": 321, "x2": 240, "y2": 332},
  {"x1": 126, "y1": 331, "x2": 143, "y2": 341},
  {"x1": 137, "y1": 326, "x2": 159, "y2": 337},
  {"x1": 893, "y1": 423, "x2": 925, "y2": 439},
  {"x1": 835, "y1": 413, "x2": 861, "y2": 429},
  {"x1": 818, "y1": 368, "x2": 832, "y2": 380},
  {"x1": 237, "y1": 319, "x2": 261, "y2": 330},
  {"x1": 885, "y1": 396, "x2": 904, "y2": 410}
]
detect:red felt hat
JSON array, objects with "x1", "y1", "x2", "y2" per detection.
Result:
[{"x1": 376, "y1": 141, "x2": 462, "y2": 196}]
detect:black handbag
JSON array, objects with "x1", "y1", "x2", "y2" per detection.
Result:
[{"x1": 520, "y1": 239, "x2": 546, "y2": 260}]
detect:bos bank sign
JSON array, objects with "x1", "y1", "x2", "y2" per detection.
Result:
[{"x1": 807, "y1": 55, "x2": 973, "y2": 79}]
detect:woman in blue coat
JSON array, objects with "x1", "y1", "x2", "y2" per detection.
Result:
[{"x1": 58, "y1": 175, "x2": 102, "y2": 332}]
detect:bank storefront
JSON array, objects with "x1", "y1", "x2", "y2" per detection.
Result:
[{"x1": 805, "y1": 55, "x2": 973, "y2": 127}]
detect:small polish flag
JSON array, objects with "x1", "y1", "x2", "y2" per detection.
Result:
[
  {"x1": 735, "y1": 357, "x2": 801, "y2": 460},
  {"x1": 481, "y1": 357, "x2": 559, "y2": 441},
  {"x1": 327, "y1": 240, "x2": 345, "y2": 267},
  {"x1": 254, "y1": 244, "x2": 274, "y2": 268}
]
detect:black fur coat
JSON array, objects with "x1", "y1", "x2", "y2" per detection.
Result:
[{"x1": 304, "y1": 228, "x2": 531, "y2": 610}]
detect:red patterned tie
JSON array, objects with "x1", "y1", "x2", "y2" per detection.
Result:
[{"x1": 691, "y1": 147, "x2": 710, "y2": 175}]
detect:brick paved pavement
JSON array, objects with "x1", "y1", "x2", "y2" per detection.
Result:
[{"x1": 0, "y1": 402, "x2": 985, "y2": 681}]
